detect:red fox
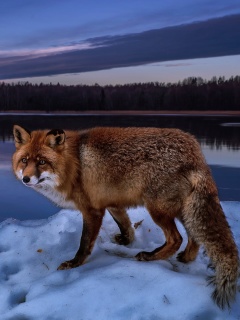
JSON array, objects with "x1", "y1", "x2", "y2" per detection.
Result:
[{"x1": 12, "y1": 125, "x2": 238, "y2": 309}]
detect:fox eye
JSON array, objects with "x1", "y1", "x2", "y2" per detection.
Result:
[
  {"x1": 22, "y1": 158, "x2": 27, "y2": 163},
  {"x1": 39, "y1": 159, "x2": 46, "y2": 165}
]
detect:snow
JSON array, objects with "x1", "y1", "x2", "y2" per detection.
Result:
[{"x1": 0, "y1": 203, "x2": 239, "y2": 320}]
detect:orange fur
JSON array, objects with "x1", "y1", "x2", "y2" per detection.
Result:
[{"x1": 12, "y1": 125, "x2": 239, "y2": 309}]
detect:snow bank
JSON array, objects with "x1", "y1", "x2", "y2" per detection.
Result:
[{"x1": 0, "y1": 202, "x2": 239, "y2": 319}]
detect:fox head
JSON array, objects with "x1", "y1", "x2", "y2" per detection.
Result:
[{"x1": 12, "y1": 125, "x2": 65, "y2": 190}]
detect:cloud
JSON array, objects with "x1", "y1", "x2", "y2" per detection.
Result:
[
  {"x1": 163, "y1": 63, "x2": 192, "y2": 67},
  {"x1": 1, "y1": 14, "x2": 240, "y2": 80},
  {"x1": 0, "y1": 43, "x2": 95, "y2": 59}
]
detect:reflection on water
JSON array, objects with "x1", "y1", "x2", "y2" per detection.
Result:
[
  {"x1": 221, "y1": 122, "x2": 240, "y2": 127},
  {"x1": 201, "y1": 143, "x2": 240, "y2": 167},
  {"x1": 1, "y1": 113, "x2": 240, "y2": 148},
  {"x1": 0, "y1": 114, "x2": 240, "y2": 221}
]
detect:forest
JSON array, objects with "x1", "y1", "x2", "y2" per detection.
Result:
[{"x1": 0, "y1": 76, "x2": 240, "y2": 112}]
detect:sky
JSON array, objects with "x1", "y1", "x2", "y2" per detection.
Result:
[{"x1": 1, "y1": 0, "x2": 240, "y2": 85}]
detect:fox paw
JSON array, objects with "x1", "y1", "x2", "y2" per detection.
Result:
[
  {"x1": 115, "y1": 234, "x2": 131, "y2": 245},
  {"x1": 177, "y1": 251, "x2": 195, "y2": 263},
  {"x1": 57, "y1": 259, "x2": 82, "y2": 270},
  {"x1": 135, "y1": 251, "x2": 152, "y2": 261},
  {"x1": 177, "y1": 251, "x2": 187, "y2": 263}
]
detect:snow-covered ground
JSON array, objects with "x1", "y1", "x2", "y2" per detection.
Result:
[{"x1": 0, "y1": 202, "x2": 239, "y2": 320}]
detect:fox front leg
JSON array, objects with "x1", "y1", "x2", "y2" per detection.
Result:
[{"x1": 58, "y1": 210, "x2": 104, "y2": 270}]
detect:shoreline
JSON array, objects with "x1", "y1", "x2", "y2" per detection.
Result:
[{"x1": 1, "y1": 110, "x2": 240, "y2": 116}]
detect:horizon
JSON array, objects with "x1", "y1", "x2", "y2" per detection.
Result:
[{"x1": 2, "y1": 70, "x2": 240, "y2": 87}]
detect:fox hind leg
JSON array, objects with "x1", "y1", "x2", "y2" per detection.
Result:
[
  {"x1": 108, "y1": 207, "x2": 134, "y2": 245},
  {"x1": 177, "y1": 236, "x2": 199, "y2": 263},
  {"x1": 136, "y1": 208, "x2": 183, "y2": 261}
]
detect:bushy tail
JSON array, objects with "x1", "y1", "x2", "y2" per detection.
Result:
[{"x1": 182, "y1": 171, "x2": 239, "y2": 309}]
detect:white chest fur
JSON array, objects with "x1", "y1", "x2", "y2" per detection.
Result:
[{"x1": 34, "y1": 184, "x2": 77, "y2": 210}]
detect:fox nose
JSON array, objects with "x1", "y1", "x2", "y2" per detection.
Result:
[{"x1": 23, "y1": 176, "x2": 30, "y2": 184}]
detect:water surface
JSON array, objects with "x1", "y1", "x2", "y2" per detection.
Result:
[{"x1": 0, "y1": 114, "x2": 239, "y2": 221}]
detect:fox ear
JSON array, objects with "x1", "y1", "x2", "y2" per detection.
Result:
[
  {"x1": 13, "y1": 125, "x2": 31, "y2": 148},
  {"x1": 45, "y1": 129, "x2": 65, "y2": 148}
]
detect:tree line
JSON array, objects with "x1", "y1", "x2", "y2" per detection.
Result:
[{"x1": 0, "y1": 76, "x2": 240, "y2": 112}]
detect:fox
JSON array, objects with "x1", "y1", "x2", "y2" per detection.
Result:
[{"x1": 12, "y1": 125, "x2": 238, "y2": 309}]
